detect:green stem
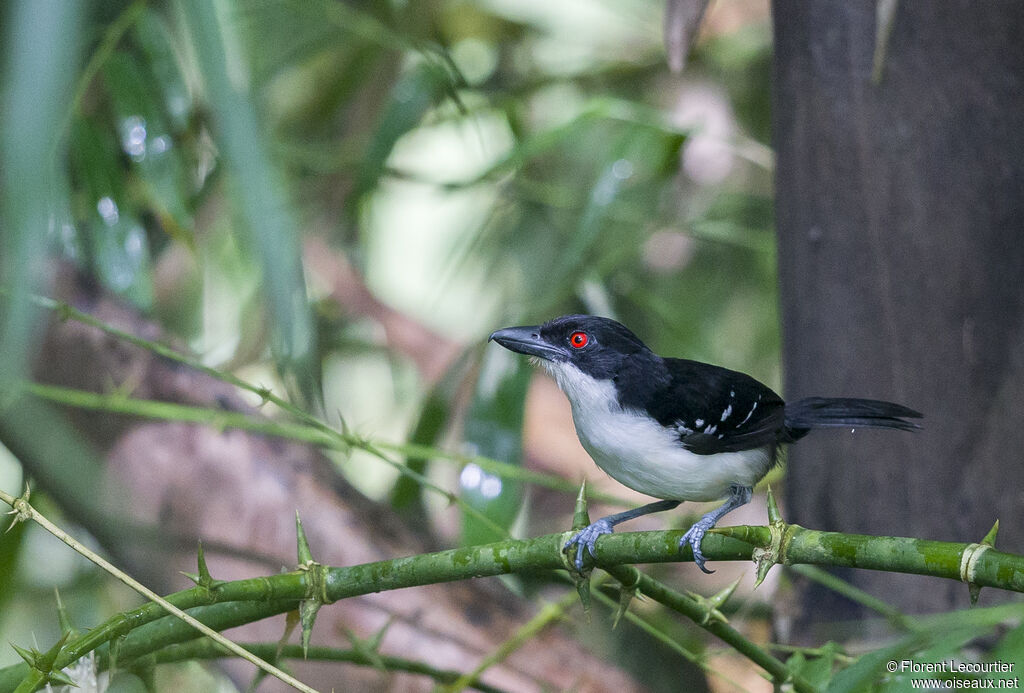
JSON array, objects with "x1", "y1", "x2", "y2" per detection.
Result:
[
  {"x1": 718, "y1": 524, "x2": 1024, "y2": 593},
  {"x1": 788, "y1": 564, "x2": 913, "y2": 630},
  {"x1": 0, "y1": 488, "x2": 315, "y2": 693},
  {"x1": 602, "y1": 565, "x2": 816, "y2": 693},
  {"x1": 441, "y1": 590, "x2": 579, "y2": 692},
  {"x1": 587, "y1": 587, "x2": 752, "y2": 692},
  {"x1": 4, "y1": 520, "x2": 1024, "y2": 691},
  {"x1": 130, "y1": 640, "x2": 510, "y2": 693},
  {"x1": 18, "y1": 294, "x2": 635, "y2": 505},
  {"x1": 19, "y1": 290, "x2": 634, "y2": 503},
  {"x1": 21, "y1": 380, "x2": 605, "y2": 499},
  {"x1": 20, "y1": 382, "x2": 505, "y2": 539}
]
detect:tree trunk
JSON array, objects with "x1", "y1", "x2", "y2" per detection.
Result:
[{"x1": 773, "y1": 0, "x2": 1024, "y2": 626}]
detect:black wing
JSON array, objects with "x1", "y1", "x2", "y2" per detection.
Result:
[{"x1": 644, "y1": 359, "x2": 786, "y2": 455}]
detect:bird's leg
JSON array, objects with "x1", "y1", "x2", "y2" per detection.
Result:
[
  {"x1": 564, "y1": 499, "x2": 681, "y2": 571},
  {"x1": 680, "y1": 485, "x2": 752, "y2": 574}
]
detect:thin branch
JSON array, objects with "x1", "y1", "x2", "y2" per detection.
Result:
[
  {"x1": 22, "y1": 380, "x2": 623, "y2": 503},
  {"x1": 4, "y1": 497, "x2": 1024, "y2": 692},
  {"x1": 0, "y1": 486, "x2": 316, "y2": 693},
  {"x1": 18, "y1": 292, "x2": 637, "y2": 507},
  {"x1": 442, "y1": 589, "x2": 580, "y2": 692},
  {"x1": 132, "y1": 640, "x2": 511, "y2": 693},
  {"x1": 602, "y1": 565, "x2": 816, "y2": 693},
  {"x1": 788, "y1": 564, "x2": 914, "y2": 631}
]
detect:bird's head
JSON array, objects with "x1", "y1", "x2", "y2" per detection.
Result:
[{"x1": 488, "y1": 315, "x2": 652, "y2": 384}]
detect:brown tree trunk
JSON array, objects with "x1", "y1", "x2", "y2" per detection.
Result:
[{"x1": 773, "y1": 0, "x2": 1024, "y2": 627}]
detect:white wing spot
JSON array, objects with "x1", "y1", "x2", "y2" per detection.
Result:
[
  {"x1": 730, "y1": 390, "x2": 735, "y2": 398},
  {"x1": 704, "y1": 424, "x2": 717, "y2": 434},
  {"x1": 695, "y1": 418, "x2": 704, "y2": 428},
  {"x1": 721, "y1": 404, "x2": 733, "y2": 421},
  {"x1": 738, "y1": 401, "x2": 757, "y2": 427}
]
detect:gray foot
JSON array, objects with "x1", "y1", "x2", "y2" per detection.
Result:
[
  {"x1": 680, "y1": 517, "x2": 717, "y2": 574},
  {"x1": 564, "y1": 518, "x2": 615, "y2": 572}
]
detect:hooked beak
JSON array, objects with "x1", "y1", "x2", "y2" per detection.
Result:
[{"x1": 488, "y1": 325, "x2": 568, "y2": 362}]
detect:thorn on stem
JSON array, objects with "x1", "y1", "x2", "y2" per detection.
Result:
[
  {"x1": 572, "y1": 480, "x2": 591, "y2": 531},
  {"x1": 295, "y1": 511, "x2": 315, "y2": 566}
]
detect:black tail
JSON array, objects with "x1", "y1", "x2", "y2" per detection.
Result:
[{"x1": 784, "y1": 397, "x2": 922, "y2": 439}]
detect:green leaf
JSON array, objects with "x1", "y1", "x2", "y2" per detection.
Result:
[
  {"x1": 389, "y1": 385, "x2": 448, "y2": 513},
  {"x1": 0, "y1": 517, "x2": 26, "y2": 616},
  {"x1": 54, "y1": 588, "x2": 77, "y2": 639},
  {"x1": 68, "y1": 114, "x2": 155, "y2": 310},
  {"x1": 390, "y1": 350, "x2": 472, "y2": 517},
  {"x1": 827, "y1": 640, "x2": 912, "y2": 693},
  {"x1": 0, "y1": 0, "x2": 85, "y2": 388},
  {"x1": 106, "y1": 672, "x2": 148, "y2": 693},
  {"x1": 180, "y1": 0, "x2": 321, "y2": 408},
  {"x1": 102, "y1": 50, "x2": 194, "y2": 251},
  {"x1": 459, "y1": 346, "x2": 530, "y2": 546},
  {"x1": 507, "y1": 116, "x2": 686, "y2": 307},
  {"x1": 133, "y1": 9, "x2": 192, "y2": 134},
  {"x1": 828, "y1": 626, "x2": 988, "y2": 693},
  {"x1": 350, "y1": 61, "x2": 451, "y2": 210},
  {"x1": 989, "y1": 620, "x2": 1024, "y2": 679},
  {"x1": 786, "y1": 642, "x2": 842, "y2": 687}
]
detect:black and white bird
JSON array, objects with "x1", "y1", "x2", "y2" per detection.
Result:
[{"x1": 489, "y1": 315, "x2": 921, "y2": 573}]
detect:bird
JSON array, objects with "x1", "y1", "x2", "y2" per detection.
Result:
[{"x1": 488, "y1": 314, "x2": 921, "y2": 573}]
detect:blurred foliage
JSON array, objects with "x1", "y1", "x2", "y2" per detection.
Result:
[
  {"x1": 4, "y1": 0, "x2": 1020, "y2": 690},
  {"x1": 459, "y1": 347, "x2": 530, "y2": 546}
]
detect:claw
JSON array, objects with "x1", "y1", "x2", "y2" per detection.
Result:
[
  {"x1": 680, "y1": 520, "x2": 716, "y2": 574},
  {"x1": 564, "y1": 518, "x2": 615, "y2": 571},
  {"x1": 678, "y1": 485, "x2": 753, "y2": 574}
]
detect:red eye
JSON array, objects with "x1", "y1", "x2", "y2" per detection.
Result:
[{"x1": 570, "y1": 331, "x2": 589, "y2": 348}]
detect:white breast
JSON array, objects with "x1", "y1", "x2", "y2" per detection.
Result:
[{"x1": 543, "y1": 361, "x2": 771, "y2": 502}]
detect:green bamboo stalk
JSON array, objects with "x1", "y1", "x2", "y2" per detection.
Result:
[
  {"x1": 136, "y1": 640, "x2": 511, "y2": 693},
  {"x1": 5, "y1": 516, "x2": 1022, "y2": 691},
  {"x1": 586, "y1": 587, "x2": 751, "y2": 691},
  {"x1": 716, "y1": 524, "x2": 1024, "y2": 594},
  {"x1": 24, "y1": 381, "x2": 333, "y2": 444},
  {"x1": 0, "y1": 487, "x2": 316, "y2": 693},
  {"x1": 601, "y1": 565, "x2": 816, "y2": 693},
  {"x1": 7, "y1": 352, "x2": 1024, "y2": 690},
  {"x1": 0, "y1": 525, "x2": 741, "y2": 691}
]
